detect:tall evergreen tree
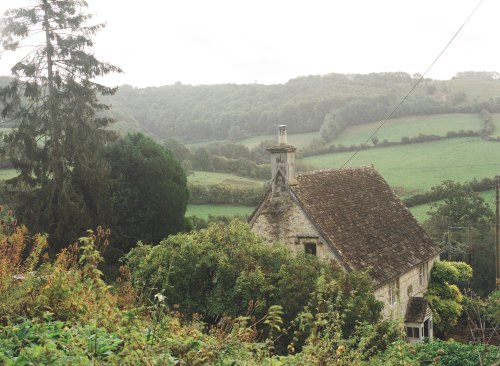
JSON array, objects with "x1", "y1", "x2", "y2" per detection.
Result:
[{"x1": 0, "y1": 0, "x2": 121, "y2": 248}]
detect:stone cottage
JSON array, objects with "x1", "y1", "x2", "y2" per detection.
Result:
[{"x1": 249, "y1": 125, "x2": 441, "y2": 342}]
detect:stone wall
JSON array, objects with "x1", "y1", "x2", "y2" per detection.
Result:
[
  {"x1": 374, "y1": 255, "x2": 439, "y2": 319},
  {"x1": 251, "y1": 192, "x2": 337, "y2": 261}
]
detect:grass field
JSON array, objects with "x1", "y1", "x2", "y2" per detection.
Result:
[
  {"x1": 301, "y1": 137, "x2": 500, "y2": 194},
  {"x1": 330, "y1": 113, "x2": 483, "y2": 147},
  {"x1": 188, "y1": 171, "x2": 264, "y2": 187},
  {"x1": 186, "y1": 204, "x2": 254, "y2": 219},
  {"x1": 0, "y1": 169, "x2": 16, "y2": 181}
]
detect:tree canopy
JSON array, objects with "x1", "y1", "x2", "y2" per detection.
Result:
[
  {"x1": 423, "y1": 180, "x2": 495, "y2": 295},
  {"x1": 0, "y1": 0, "x2": 121, "y2": 248},
  {"x1": 102, "y1": 133, "x2": 189, "y2": 253}
]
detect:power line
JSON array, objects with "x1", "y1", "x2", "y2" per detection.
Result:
[
  {"x1": 386, "y1": 163, "x2": 500, "y2": 170},
  {"x1": 339, "y1": 0, "x2": 485, "y2": 169}
]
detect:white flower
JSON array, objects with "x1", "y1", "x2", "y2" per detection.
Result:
[{"x1": 154, "y1": 293, "x2": 165, "y2": 303}]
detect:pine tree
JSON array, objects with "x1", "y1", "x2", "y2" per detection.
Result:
[{"x1": 0, "y1": 0, "x2": 121, "y2": 248}]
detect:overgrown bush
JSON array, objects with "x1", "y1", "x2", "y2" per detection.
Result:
[
  {"x1": 126, "y1": 220, "x2": 339, "y2": 324},
  {"x1": 426, "y1": 261, "x2": 473, "y2": 337}
]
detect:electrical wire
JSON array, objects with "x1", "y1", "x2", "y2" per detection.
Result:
[{"x1": 339, "y1": 0, "x2": 485, "y2": 169}]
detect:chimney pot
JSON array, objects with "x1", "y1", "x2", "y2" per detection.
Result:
[{"x1": 278, "y1": 125, "x2": 287, "y2": 144}]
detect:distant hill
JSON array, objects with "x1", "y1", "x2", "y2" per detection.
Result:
[{"x1": 105, "y1": 71, "x2": 500, "y2": 142}]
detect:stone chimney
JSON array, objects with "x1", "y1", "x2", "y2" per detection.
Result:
[{"x1": 267, "y1": 125, "x2": 297, "y2": 195}]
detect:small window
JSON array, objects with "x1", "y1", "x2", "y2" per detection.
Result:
[
  {"x1": 304, "y1": 243, "x2": 317, "y2": 256},
  {"x1": 419, "y1": 261, "x2": 429, "y2": 285},
  {"x1": 406, "y1": 327, "x2": 420, "y2": 338},
  {"x1": 407, "y1": 284, "x2": 413, "y2": 297},
  {"x1": 388, "y1": 279, "x2": 399, "y2": 306}
]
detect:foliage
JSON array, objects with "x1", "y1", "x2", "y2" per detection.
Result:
[
  {"x1": 0, "y1": 0, "x2": 121, "y2": 249},
  {"x1": 188, "y1": 182, "x2": 266, "y2": 205},
  {"x1": 186, "y1": 213, "x2": 250, "y2": 230},
  {"x1": 462, "y1": 291, "x2": 500, "y2": 345},
  {"x1": 426, "y1": 261, "x2": 473, "y2": 336},
  {"x1": 126, "y1": 220, "x2": 338, "y2": 325},
  {"x1": 404, "y1": 177, "x2": 497, "y2": 208},
  {"x1": 102, "y1": 133, "x2": 189, "y2": 253},
  {"x1": 369, "y1": 338, "x2": 499, "y2": 366},
  {"x1": 304, "y1": 272, "x2": 383, "y2": 340},
  {"x1": 422, "y1": 180, "x2": 494, "y2": 295},
  {"x1": 1, "y1": 219, "x2": 494, "y2": 364},
  {"x1": 426, "y1": 181, "x2": 494, "y2": 233},
  {"x1": 278, "y1": 273, "x2": 395, "y2": 365},
  {"x1": 0, "y1": 220, "x2": 118, "y2": 323},
  {"x1": 189, "y1": 142, "x2": 271, "y2": 180}
]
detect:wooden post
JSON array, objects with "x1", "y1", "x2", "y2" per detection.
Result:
[
  {"x1": 496, "y1": 178, "x2": 500, "y2": 289},
  {"x1": 467, "y1": 226, "x2": 472, "y2": 265},
  {"x1": 448, "y1": 226, "x2": 452, "y2": 261}
]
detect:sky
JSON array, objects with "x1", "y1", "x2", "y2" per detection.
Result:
[{"x1": 0, "y1": 0, "x2": 498, "y2": 87}]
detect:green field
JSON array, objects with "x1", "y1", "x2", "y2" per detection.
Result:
[
  {"x1": 188, "y1": 171, "x2": 264, "y2": 187},
  {"x1": 330, "y1": 113, "x2": 483, "y2": 147},
  {"x1": 0, "y1": 169, "x2": 16, "y2": 180},
  {"x1": 408, "y1": 204, "x2": 431, "y2": 223},
  {"x1": 188, "y1": 113, "x2": 484, "y2": 153},
  {"x1": 302, "y1": 137, "x2": 500, "y2": 194},
  {"x1": 186, "y1": 204, "x2": 254, "y2": 219}
]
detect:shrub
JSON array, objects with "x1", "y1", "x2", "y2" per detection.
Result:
[{"x1": 126, "y1": 220, "x2": 338, "y2": 324}]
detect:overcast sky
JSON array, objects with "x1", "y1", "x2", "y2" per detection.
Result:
[{"x1": 0, "y1": 0, "x2": 497, "y2": 87}]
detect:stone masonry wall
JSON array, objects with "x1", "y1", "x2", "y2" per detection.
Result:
[
  {"x1": 251, "y1": 192, "x2": 335, "y2": 260},
  {"x1": 375, "y1": 255, "x2": 439, "y2": 319}
]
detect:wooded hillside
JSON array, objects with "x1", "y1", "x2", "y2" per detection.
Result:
[{"x1": 105, "y1": 72, "x2": 500, "y2": 142}]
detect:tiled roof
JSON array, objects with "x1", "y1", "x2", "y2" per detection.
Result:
[
  {"x1": 290, "y1": 167, "x2": 440, "y2": 287},
  {"x1": 405, "y1": 297, "x2": 432, "y2": 323}
]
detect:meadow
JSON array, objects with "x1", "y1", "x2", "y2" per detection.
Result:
[
  {"x1": 189, "y1": 113, "x2": 485, "y2": 154},
  {"x1": 187, "y1": 170, "x2": 264, "y2": 187},
  {"x1": 301, "y1": 137, "x2": 500, "y2": 194},
  {"x1": 0, "y1": 168, "x2": 16, "y2": 181},
  {"x1": 329, "y1": 113, "x2": 483, "y2": 147},
  {"x1": 186, "y1": 204, "x2": 253, "y2": 219}
]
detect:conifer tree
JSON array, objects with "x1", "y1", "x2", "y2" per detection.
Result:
[{"x1": 0, "y1": 0, "x2": 121, "y2": 248}]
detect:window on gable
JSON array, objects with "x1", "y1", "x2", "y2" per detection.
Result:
[
  {"x1": 304, "y1": 243, "x2": 317, "y2": 256},
  {"x1": 388, "y1": 278, "x2": 399, "y2": 306},
  {"x1": 419, "y1": 261, "x2": 429, "y2": 286},
  {"x1": 296, "y1": 236, "x2": 319, "y2": 257}
]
